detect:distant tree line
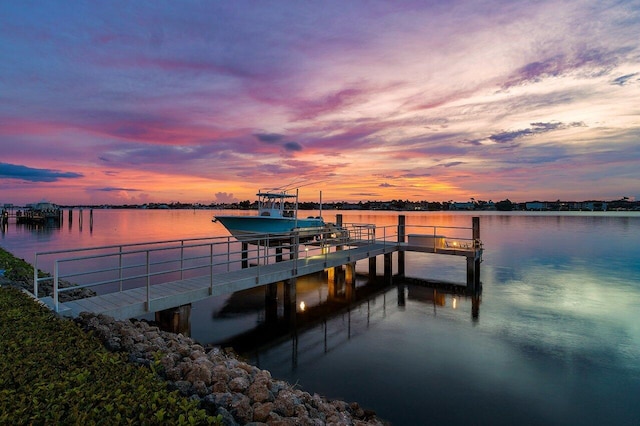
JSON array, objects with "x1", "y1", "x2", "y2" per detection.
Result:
[{"x1": 55, "y1": 197, "x2": 639, "y2": 211}]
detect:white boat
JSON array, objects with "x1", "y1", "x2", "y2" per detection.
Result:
[{"x1": 213, "y1": 189, "x2": 325, "y2": 242}]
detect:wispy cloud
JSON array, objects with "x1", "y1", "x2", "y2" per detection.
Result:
[
  {"x1": 611, "y1": 73, "x2": 639, "y2": 86},
  {"x1": 488, "y1": 122, "x2": 587, "y2": 145},
  {"x1": 95, "y1": 187, "x2": 142, "y2": 192}
]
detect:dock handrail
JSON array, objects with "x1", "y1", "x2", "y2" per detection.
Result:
[
  {"x1": 35, "y1": 224, "x2": 363, "y2": 313},
  {"x1": 33, "y1": 220, "x2": 480, "y2": 314}
]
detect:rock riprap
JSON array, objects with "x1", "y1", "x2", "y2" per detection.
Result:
[{"x1": 76, "y1": 313, "x2": 386, "y2": 426}]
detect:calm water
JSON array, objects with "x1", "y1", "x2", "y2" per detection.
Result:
[{"x1": 2, "y1": 210, "x2": 639, "y2": 425}]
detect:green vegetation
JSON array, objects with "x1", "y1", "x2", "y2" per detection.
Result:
[
  {"x1": 0, "y1": 274, "x2": 221, "y2": 424},
  {"x1": 0, "y1": 246, "x2": 36, "y2": 285}
]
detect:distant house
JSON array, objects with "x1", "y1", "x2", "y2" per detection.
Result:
[
  {"x1": 449, "y1": 202, "x2": 475, "y2": 210},
  {"x1": 581, "y1": 201, "x2": 607, "y2": 211},
  {"x1": 525, "y1": 202, "x2": 546, "y2": 211}
]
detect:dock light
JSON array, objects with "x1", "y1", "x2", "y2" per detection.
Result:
[
  {"x1": 305, "y1": 246, "x2": 309, "y2": 258},
  {"x1": 299, "y1": 301, "x2": 306, "y2": 311},
  {"x1": 452, "y1": 296, "x2": 458, "y2": 309}
]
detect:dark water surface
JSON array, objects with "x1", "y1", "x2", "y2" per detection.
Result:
[{"x1": 2, "y1": 210, "x2": 639, "y2": 425}]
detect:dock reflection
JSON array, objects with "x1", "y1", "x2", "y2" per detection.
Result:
[{"x1": 218, "y1": 271, "x2": 481, "y2": 370}]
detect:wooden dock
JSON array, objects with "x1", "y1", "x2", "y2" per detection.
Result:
[{"x1": 34, "y1": 215, "x2": 482, "y2": 333}]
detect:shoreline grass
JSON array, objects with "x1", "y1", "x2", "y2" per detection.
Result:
[{"x1": 0, "y1": 246, "x2": 221, "y2": 425}]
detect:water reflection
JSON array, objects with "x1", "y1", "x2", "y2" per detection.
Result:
[{"x1": 217, "y1": 271, "x2": 481, "y2": 371}]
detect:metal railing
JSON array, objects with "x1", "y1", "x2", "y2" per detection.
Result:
[
  {"x1": 34, "y1": 220, "x2": 481, "y2": 313},
  {"x1": 34, "y1": 224, "x2": 372, "y2": 313}
]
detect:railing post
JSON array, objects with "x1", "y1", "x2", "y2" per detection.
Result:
[
  {"x1": 256, "y1": 241, "x2": 260, "y2": 284},
  {"x1": 146, "y1": 251, "x2": 150, "y2": 311},
  {"x1": 180, "y1": 240, "x2": 184, "y2": 280},
  {"x1": 118, "y1": 245, "x2": 123, "y2": 292},
  {"x1": 209, "y1": 244, "x2": 213, "y2": 295},
  {"x1": 53, "y1": 260, "x2": 59, "y2": 312},
  {"x1": 293, "y1": 233, "x2": 299, "y2": 276},
  {"x1": 33, "y1": 253, "x2": 39, "y2": 297}
]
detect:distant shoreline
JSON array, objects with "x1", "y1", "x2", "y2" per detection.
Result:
[{"x1": 4, "y1": 198, "x2": 639, "y2": 212}]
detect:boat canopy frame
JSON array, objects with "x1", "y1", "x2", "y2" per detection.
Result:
[{"x1": 256, "y1": 189, "x2": 299, "y2": 219}]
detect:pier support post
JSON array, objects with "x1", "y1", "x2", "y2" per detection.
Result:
[
  {"x1": 397, "y1": 284, "x2": 406, "y2": 309},
  {"x1": 397, "y1": 215, "x2": 406, "y2": 277},
  {"x1": 368, "y1": 256, "x2": 376, "y2": 279},
  {"x1": 466, "y1": 217, "x2": 481, "y2": 290},
  {"x1": 155, "y1": 304, "x2": 191, "y2": 336},
  {"x1": 466, "y1": 257, "x2": 477, "y2": 288},
  {"x1": 265, "y1": 282, "x2": 278, "y2": 323},
  {"x1": 327, "y1": 266, "x2": 336, "y2": 284},
  {"x1": 327, "y1": 270, "x2": 336, "y2": 298},
  {"x1": 384, "y1": 253, "x2": 393, "y2": 284},
  {"x1": 345, "y1": 263, "x2": 355, "y2": 301},
  {"x1": 242, "y1": 242, "x2": 249, "y2": 268},
  {"x1": 283, "y1": 278, "x2": 297, "y2": 324},
  {"x1": 345, "y1": 262, "x2": 355, "y2": 285}
]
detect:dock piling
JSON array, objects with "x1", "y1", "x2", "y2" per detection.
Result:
[
  {"x1": 397, "y1": 215, "x2": 406, "y2": 277},
  {"x1": 155, "y1": 304, "x2": 192, "y2": 336}
]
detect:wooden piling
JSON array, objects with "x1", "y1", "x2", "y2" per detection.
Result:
[
  {"x1": 466, "y1": 217, "x2": 481, "y2": 290},
  {"x1": 384, "y1": 252, "x2": 393, "y2": 284},
  {"x1": 345, "y1": 262, "x2": 355, "y2": 285},
  {"x1": 155, "y1": 304, "x2": 192, "y2": 336},
  {"x1": 265, "y1": 283, "x2": 278, "y2": 323},
  {"x1": 283, "y1": 278, "x2": 297, "y2": 323},
  {"x1": 368, "y1": 256, "x2": 377, "y2": 278},
  {"x1": 397, "y1": 215, "x2": 406, "y2": 277}
]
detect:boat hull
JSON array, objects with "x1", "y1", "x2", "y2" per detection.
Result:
[{"x1": 214, "y1": 215, "x2": 325, "y2": 242}]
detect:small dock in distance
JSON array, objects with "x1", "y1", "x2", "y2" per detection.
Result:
[{"x1": 34, "y1": 215, "x2": 482, "y2": 334}]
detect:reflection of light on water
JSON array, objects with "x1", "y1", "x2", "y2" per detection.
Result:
[
  {"x1": 299, "y1": 301, "x2": 306, "y2": 312},
  {"x1": 452, "y1": 296, "x2": 457, "y2": 309}
]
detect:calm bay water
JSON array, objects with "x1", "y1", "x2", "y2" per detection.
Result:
[{"x1": 2, "y1": 209, "x2": 639, "y2": 425}]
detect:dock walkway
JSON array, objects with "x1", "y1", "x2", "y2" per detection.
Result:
[
  {"x1": 35, "y1": 217, "x2": 482, "y2": 321},
  {"x1": 42, "y1": 243, "x2": 394, "y2": 319}
]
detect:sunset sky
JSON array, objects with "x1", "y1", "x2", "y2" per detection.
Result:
[{"x1": 1, "y1": 1, "x2": 639, "y2": 205}]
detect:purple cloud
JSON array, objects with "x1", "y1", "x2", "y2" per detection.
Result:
[{"x1": 0, "y1": 163, "x2": 83, "y2": 182}]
